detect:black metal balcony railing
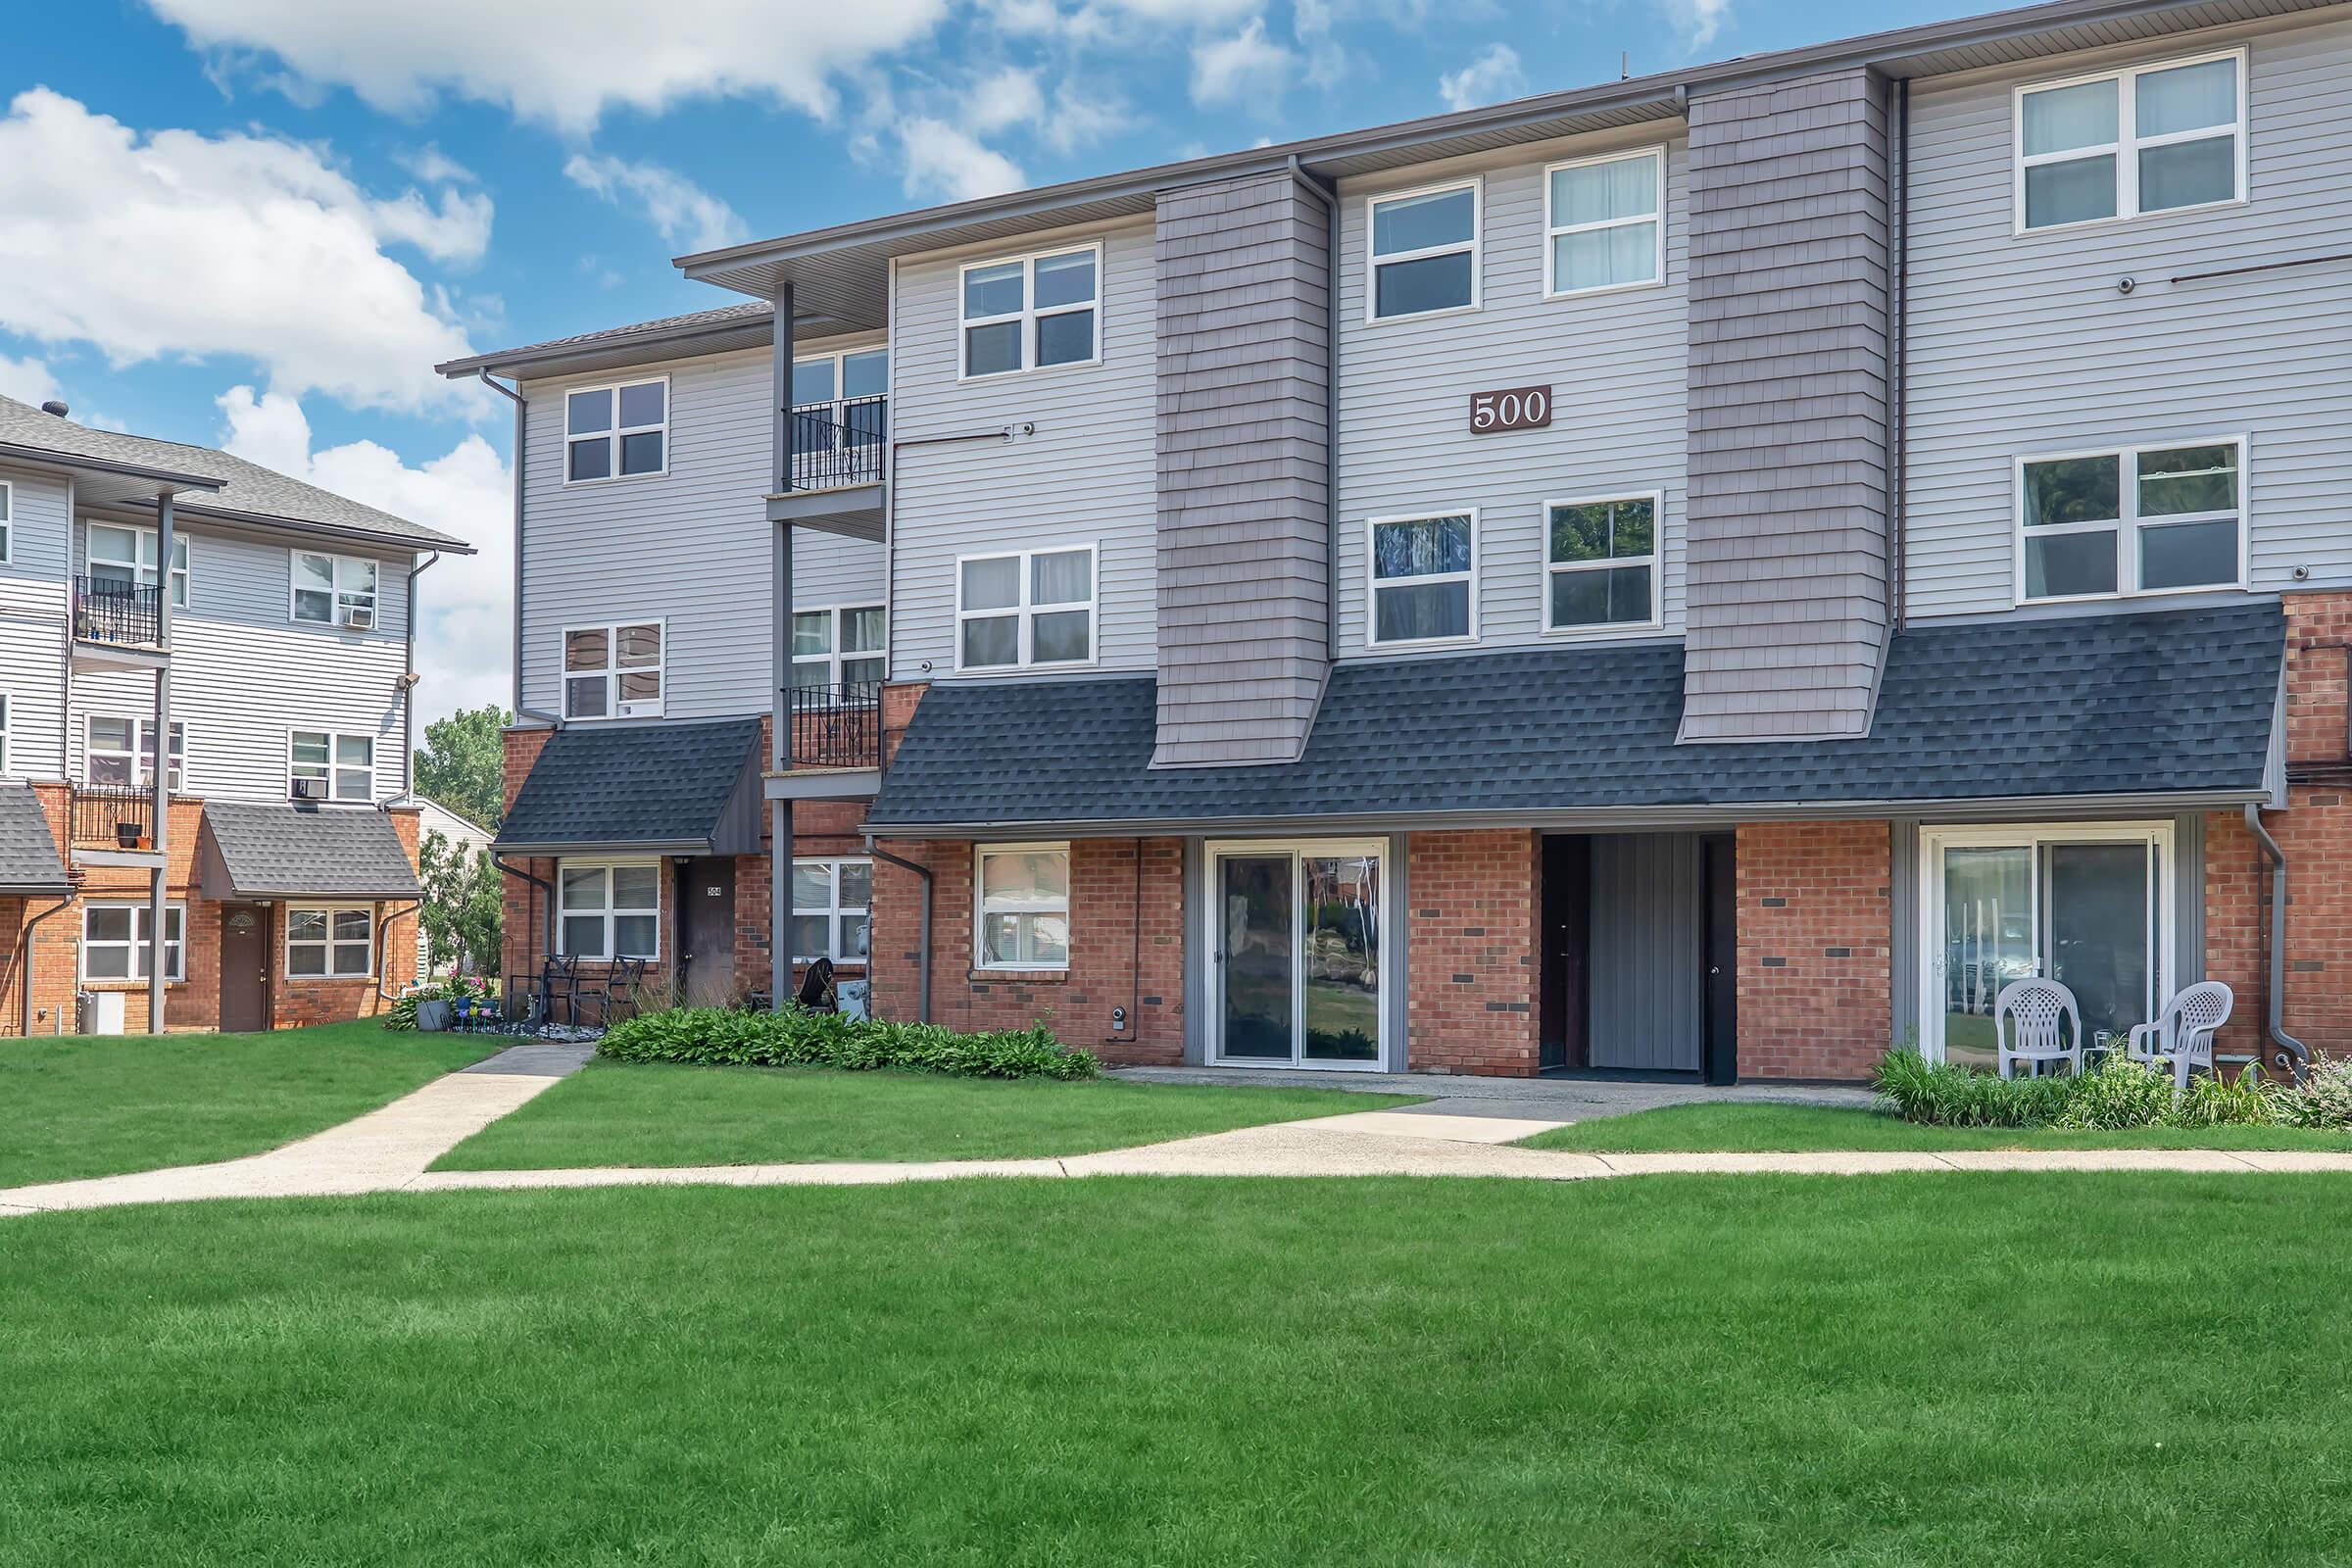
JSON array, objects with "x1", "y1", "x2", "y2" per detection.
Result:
[
  {"x1": 71, "y1": 784, "x2": 157, "y2": 851},
  {"x1": 784, "y1": 396, "x2": 886, "y2": 492},
  {"x1": 73, "y1": 576, "x2": 163, "y2": 647},
  {"x1": 782, "y1": 680, "x2": 884, "y2": 771}
]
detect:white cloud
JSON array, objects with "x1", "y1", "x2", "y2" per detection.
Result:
[
  {"x1": 1191, "y1": 19, "x2": 1295, "y2": 110},
  {"x1": 395, "y1": 143, "x2": 477, "y2": 184},
  {"x1": 562, "y1": 153, "x2": 749, "y2": 254},
  {"x1": 147, "y1": 0, "x2": 954, "y2": 133},
  {"x1": 0, "y1": 89, "x2": 479, "y2": 414},
  {"x1": 963, "y1": 67, "x2": 1046, "y2": 135},
  {"x1": 1658, "y1": 0, "x2": 1729, "y2": 51},
  {"x1": 0, "y1": 355, "x2": 63, "y2": 409},
  {"x1": 1043, "y1": 82, "x2": 1129, "y2": 154},
  {"x1": 899, "y1": 118, "x2": 1026, "y2": 203},
  {"x1": 219, "y1": 386, "x2": 512, "y2": 725},
  {"x1": 1438, "y1": 43, "x2": 1527, "y2": 112}
]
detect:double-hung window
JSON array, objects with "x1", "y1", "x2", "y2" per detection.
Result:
[
  {"x1": 1545, "y1": 493, "x2": 1662, "y2": 631},
  {"x1": 286, "y1": 906, "x2": 374, "y2": 977},
  {"x1": 559, "y1": 862, "x2": 661, "y2": 960},
  {"x1": 82, "y1": 903, "x2": 183, "y2": 981},
  {"x1": 793, "y1": 858, "x2": 872, "y2": 964},
  {"x1": 974, "y1": 844, "x2": 1069, "y2": 971},
  {"x1": 563, "y1": 621, "x2": 663, "y2": 719},
  {"x1": 791, "y1": 606, "x2": 887, "y2": 693},
  {"x1": 291, "y1": 551, "x2": 378, "y2": 627},
  {"x1": 960, "y1": 246, "x2": 1100, "y2": 378},
  {"x1": 0, "y1": 694, "x2": 10, "y2": 772},
  {"x1": 1366, "y1": 512, "x2": 1475, "y2": 646},
  {"x1": 2016, "y1": 50, "x2": 2244, "y2": 231},
  {"x1": 1545, "y1": 148, "x2": 1664, "y2": 296},
  {"x1": 0, "y1": 480, "x2": 11, "y2": 562},
  {"x1": 86, "y1": 716, "x2": 183, "y2": 792},
  {"x1": 88, "y1": 523, "x2": 188, "y2": 609},
  {"x1": 566, "y1": 379, "x2": 668, "y2": 481},
  {"x1": 290, "y1": 729, "x2": 375, "y2": 802},
  {"x1": 1367, "y1": 181, "x2": 1479, "y2": 320},
  {"x1": 956, "y1": 547, "x2": 1095, "y2": 671},
  {"x1": 2019, "y1": 439, "x2": 2244, "y2": 602}
]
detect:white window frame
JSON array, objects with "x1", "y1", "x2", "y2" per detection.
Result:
[
  {"x1": 2012, "y1": 47, "x2": 2248, "y2": 235},
  {"x1": 556, "y1": 859, "x2": 663, "y2": 961},
  {"x1": 1364, "y1": 509, "x2": 1479, "y2": 650},
  {"x1": 2012, "y1": 435, "x2": 2249, "y2": 607},
  {"x1": 86, "y1": 521, "x2": 189, "y2": 609},
  {"x1": 1542, "y1": 490, "x2": 1666, "y2": 635},
  {"x1": 563, "y1": 375, "x2": 670, "y2": 484},
  {"x1": 953, "y1": 545, "x2": 1099, "y2": 674},
  {"x1": 793, "y1": 858, "x2": 872, "y2": 964},
  {"x1": 561, "y1": 618, "x2": 666, "y2": 720},
  {"x1": 1364, "y1": 177, "x2": 1483, "y2": 324},
  {"x1": 0, "y1": 693, "x2": 10, "y2": 773},
  {"x1": 284, "y1": 904, "x2": 376, "y2": 979},
  {"x1": 287, "y1": 728, "x2": 376, "y2": 803},
  {"x1": 790, "y1": 603, "x2": 888, "y2": 692},
  {"x1": 972, "y1": 842, "x2": 1071, "y2": 974},
  {"x1": 84, "y1": 715, "x2": 184, "y2": 793},
  {"x1": 79, "y1": 902, "x2": 185, "y2": 982},
  {"x1": 0, "y1": 479, "x2": 12, "y2": 564},
  {"x1": 1543, "y1": 146, "x2": 1667, "y2": 299},
  {"x1": 957, "y1": 243, "x2": 1104, "y2": 381},
  {"x1": 288, "y1": 550, "x2": 380, "y2": 628}
]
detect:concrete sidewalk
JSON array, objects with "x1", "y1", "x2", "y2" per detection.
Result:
[
  {"x1": 1111, "y1": 1065, "x2": 1878, "y2": 1122},
  {"x1": 10, "y1": 1076, "x2": 2352, "y2": 1217}
]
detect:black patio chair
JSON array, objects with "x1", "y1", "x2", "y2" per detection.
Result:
[
  {"x1": 535, "y1": 955, "x2": 581, "y2": 1026},
  {"x1": 795, "y1": 956, "x2": 839, "y2": 1013},
  {"x1": 582, "y1": 956, "x2": 649, "y2": 1027}
]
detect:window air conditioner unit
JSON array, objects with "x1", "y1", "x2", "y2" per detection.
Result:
[
  {"x1": 291, "y1": 776, "x2": 328, "y2": 802},
  {"x1": 614, "y1": 699, "x2": 662, "y2": 720},
  {"x1": 340, "y1": 604, "x2": 375, "y2": 630}
]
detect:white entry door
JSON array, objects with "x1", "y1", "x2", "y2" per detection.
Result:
[
  {"x1": 1919, "y1": 823, "x2": 2174, "y2": 1067},
  {"x1": 1206, "y1": 840, "x2": 1388, "y2": 1069}
]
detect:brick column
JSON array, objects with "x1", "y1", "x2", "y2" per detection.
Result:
[
  {"x1": 1404, "y1": 829, "x2": 1539, "y2": 1075},
  {"x1": 1736, "y1": 821, "x2": 1892, "y2": 1079}
]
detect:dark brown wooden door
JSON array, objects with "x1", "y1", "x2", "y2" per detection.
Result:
[
  {"x1": 219, "y1": 904, "x2": 270, "y2": 1033},
  {"x1": 679, "y1": 858, "x2": 737, "y2": 1007}
]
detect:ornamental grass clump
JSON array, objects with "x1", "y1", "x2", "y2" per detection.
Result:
[
  {"x1": 2049, "y1": 1050, "x2": 2179, "y2": 1130},
  {"x1": 1875, "y1": 1046, "x2": 2295, "y2": 1130},
  {"x1": 597, "y1": 1005, "x2": 1100, "y2": 1081},
  {"x1": 1873, "y1": 1048, "x2": 2073, "y2": 1127},
  {"x1": 2274, "y1": 1052, "x2": 2352, "y2": 1129}
]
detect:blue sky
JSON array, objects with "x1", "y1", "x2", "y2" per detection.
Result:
[{"x1": 1, "y1": 0, "x2": 1965, "y2": 721}]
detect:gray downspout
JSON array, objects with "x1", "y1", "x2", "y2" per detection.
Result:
[
  {"x1": 1288, "y1": 155, "x2": 1340, "y2": 662},
  {"x1": 393, "y1": 550, "x2": 440, "y2": 803},
  {"x1": 148, "y1": 487, "x2": 173, "y2": 1035},
  {"x1": 474, "y1": 370, "x2": 560, "y2": 727},
  {"x1": 1890, "y1": 76, "x2": 1909, "y2": 633},
  {"x1": 864, "y1": 837, "x2": 932, "y2": 1023},
  {"x1": 769, "y1": 283, "x2": 797, "y2": 1012},
  {"x1": 375, "y1": 901, "x2": 421, "y2": 1002},
  {"x1": 17, "y1": 888, "x2": 78, "y2": 1037},
  {"x1": 493, "y1": 852, "x2": 556, "y2": 965},
  {"x1": 2242, "y1": 805, "x2": 2311, "y2": 1077}
]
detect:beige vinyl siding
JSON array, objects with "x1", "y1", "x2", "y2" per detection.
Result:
[
  {"x1": 518, "y1": 339, "x2": 885, "y2": 720},
  {"x1": 1332, "y1": 130, "x2": 1690, "y2": 658},
  {"x1": 1904, "y1": 11, "x2": 2352, "y2": 618},
  {"x1": 0, "y1": 464, "x2": 71, "y2": 776},
  {"x1": 70, "y1": 515, "x2": 412, "y2": 803},
  {"x1": 889, "y1": 219, "x2": 1158, "y2": 682}
]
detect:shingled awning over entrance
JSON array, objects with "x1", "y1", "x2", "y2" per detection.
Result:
[
  {"x1": 198, "y1": 802, "x2": 422, "y2": 900},
  {"x1": 496, "y1": 716, "x2": 765, "y2": 857}
]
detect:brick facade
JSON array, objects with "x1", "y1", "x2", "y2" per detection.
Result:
[
  {"x1": 1404, "y1": 830, "x2": 1539, "y2": 1074},
  {"x1": 1735, "y1": 821, "x2": 1893, "y2": 1080}
]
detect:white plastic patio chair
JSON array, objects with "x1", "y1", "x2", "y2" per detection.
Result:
[
  {"x1": 1994, "y1": 978, "x2": 2082, "y2": 1079},
  {"x1": 2128, "y1": 982, "x2": 2234, "y2": 1096}
]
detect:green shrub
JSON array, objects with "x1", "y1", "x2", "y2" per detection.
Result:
[
  {"x1": 1875, "y1": 1046, "x2": 2290, "y2": 1131},
  {"x1": 597, "y1": 1005, "x2": 1101, "y2": 1081},
  {"x1": 2275, "y1": 1054, "x2": 2352, "y2": 1129},
  {"x1": 2172, "y1": 1063, "x2": 2281, "y2": 1127},
  {"x1": 2050, "y1": 1051, "x2": 2177, "y2": 1130},
  {"x1": 383, "y1": 976, "x2": 498, "y2": 1033},
  {"x1": 1873, "y1": 1049, "x2": 2072, "y2": 1127}
]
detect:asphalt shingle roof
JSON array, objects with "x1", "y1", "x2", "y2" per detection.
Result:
[
  {"x1": 201, "y1": 802, "x2": 423, "y2": 898},
  {"x1": 0, "y1": 396, "x2": 470, "y2": 552},
  {"x1": 498, "y1": 717, "x2": 764, "y2": 853},
  {"x1": 0, "y1": 784, "x2": 70, "y2": 893},
  {"x1": 867, "y1": 601, "x2": 2284, "y2": 830},
  {"x1": 436, "y1": 302, "x2": 772, "y2": 376}
]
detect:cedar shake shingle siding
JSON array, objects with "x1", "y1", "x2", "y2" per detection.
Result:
[
  {"x1": 1151, "y1": 172, "x2": 1332, "y2": 766},
  {"x1": 1681, "y1": 67, "x2": 1892, "y2": 742}
]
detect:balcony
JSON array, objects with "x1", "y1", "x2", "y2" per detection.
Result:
[
  {"x1": 70, "y1": 784, "x2": 159, "y2": 858},
  {"x1": 770, "y1": 397, "x2": 885, "y2": 540},
  {"x1": 766, "y1": 680, "x2": 884, "y2": 802},
  {"x1": 72, "y1": 576, "x2": 167, "y2": 668}
]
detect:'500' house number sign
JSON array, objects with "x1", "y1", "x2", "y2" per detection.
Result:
[{"x1": 1469, "y1": 385, "x2": 1552, "y2": 434}]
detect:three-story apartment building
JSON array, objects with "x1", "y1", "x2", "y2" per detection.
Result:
[
  {"x1": 0, "y1": 396, "x2": 469, "y2": 1034},
  {"x1": 474, "y1": 0, "x2": 2352, "y2": 1081}
]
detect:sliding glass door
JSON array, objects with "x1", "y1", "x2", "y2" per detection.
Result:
[
  {"x1": 1921, "y1": 824, "x2": 2172, "y2": 1067},
  {"x1": 1210, "y1": 840, "x2": 1387, "y2": 1069}
]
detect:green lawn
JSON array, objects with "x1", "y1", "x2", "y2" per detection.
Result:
[
  {"x1": 0, "y1": 1021, "x2": 494, "y2": 1189},
  {"x1": 1525, "y1": 1101, "x2": 2352, "y2": 1152},
  {"x1": 9, "y1": 1175, "x2": 2352, "y2": 1564},
  {"x1": 432, "y1": 1058, "x2": 1415, "y2": 1170}
]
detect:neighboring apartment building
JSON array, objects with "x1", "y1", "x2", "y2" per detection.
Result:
[
  {"x1": 0, "y1": 396, "x2": 470, "y2": 1034},
  {"x1": 468, "y1": 0, "x2": 2352, "y2": 1080}
]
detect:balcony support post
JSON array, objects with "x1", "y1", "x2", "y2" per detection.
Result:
[
  {"x1": 770, "y1": 283, "x2": 796, "y2": 1013},
  {"x1": 148, "y1": 487, "x2": 174, "y2": 1034}
]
